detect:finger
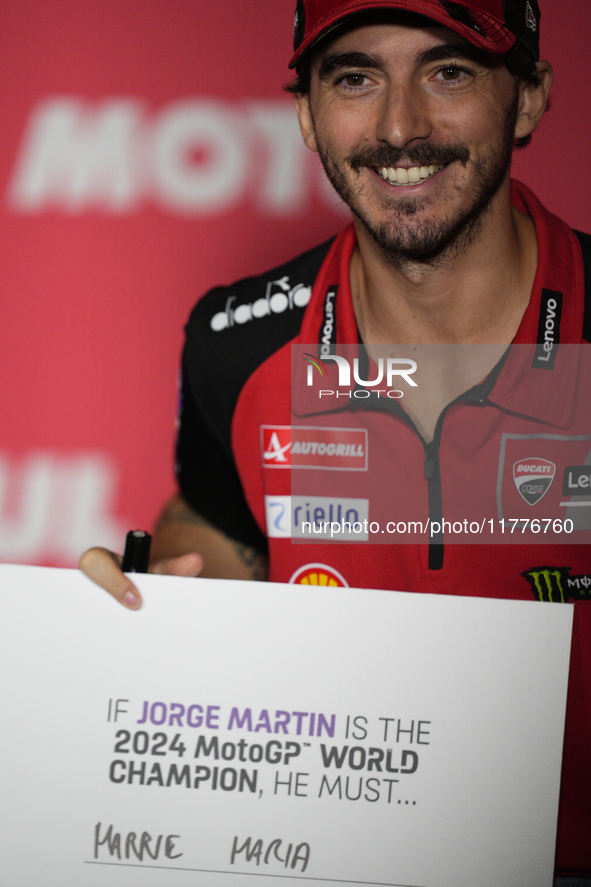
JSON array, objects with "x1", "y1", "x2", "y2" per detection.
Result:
[
  {"x1": 79, "y1": 547, "x2": 142, "y2": 609},
  {"x1": 150, "y1": 553, "x2": 204, "y2": 577}
]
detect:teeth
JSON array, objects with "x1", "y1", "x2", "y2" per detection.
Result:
[{"x1": 378, "y1": 164, "x2": 443, "y2": 184}]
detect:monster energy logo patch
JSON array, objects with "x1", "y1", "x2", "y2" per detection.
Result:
[{"x1": 521, "y1": 567, "x2": 591, "y2": 603}]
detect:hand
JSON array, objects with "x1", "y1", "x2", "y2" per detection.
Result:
[{"x1": 78, "y1": 547, "x2": 204, "y2": 609}]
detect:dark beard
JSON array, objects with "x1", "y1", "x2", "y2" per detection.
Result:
[{"x1": 316, "y1": 88, "x2": 520, "y2": 267}]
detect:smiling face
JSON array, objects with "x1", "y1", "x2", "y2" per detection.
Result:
[{"x1": 294, "y1": 16, "x2": 540, "y2": 265}]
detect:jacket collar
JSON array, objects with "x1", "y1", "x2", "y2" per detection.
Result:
[{"x1": 293, "y1": 182, "x2": 587, "y2": 429}]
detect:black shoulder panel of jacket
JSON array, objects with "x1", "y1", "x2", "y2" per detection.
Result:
[
  {"x1": 177, "y1": 238, "x2": 334, "y2": 550},
  {"x1": 574, "y1": 229, "x2": 591, "y2": 343}
]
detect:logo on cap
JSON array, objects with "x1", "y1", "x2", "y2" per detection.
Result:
[
  {"x1": 440, "y1": 1, "x2": 484, "y2": 37},
  {"x1": 513, "y1": 458, "x2": 555, "y2": 505},
  {"x1": 525, "y1": 2, "x2": 537, "y2": 31}
]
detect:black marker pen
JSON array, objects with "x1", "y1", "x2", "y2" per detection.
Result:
[{"x1": 122, "y1": 530, "x2": 152, "y2": 573}]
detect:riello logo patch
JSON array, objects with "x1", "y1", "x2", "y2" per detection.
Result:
[
  {"x1": 513, "y1": 458, "x2": 556, "y2": 505},
  {"x1": 261, "y1": 426, "x2": 367, "y2": 471}
]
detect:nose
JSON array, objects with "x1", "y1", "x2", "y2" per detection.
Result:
[{"x1": 375, "y1": 83, "x2": 433, "y2": 148}]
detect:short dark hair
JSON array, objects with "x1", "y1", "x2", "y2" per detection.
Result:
[
  {"x1": 284, "y1": 62, "x2": 312, "y2": 97},
  {"x1": 285, "y1": 39, "x2": 545, "y2": 148},
  {"x1": 503, "y1": 40, "x2": 544, "y2": 148}
]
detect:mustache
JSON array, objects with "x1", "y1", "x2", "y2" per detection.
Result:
[{"x1": 349, "y1": 143, "x2": 470, "y2": 172}]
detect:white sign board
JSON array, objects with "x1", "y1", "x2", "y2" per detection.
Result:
[{"x1": 0, "y1": 565, "x2": 573, "y2": 886}]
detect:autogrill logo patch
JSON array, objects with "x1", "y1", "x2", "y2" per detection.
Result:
[
  {"x1": 261, "y1": 426, "x2": 367, "y2": 471},
  {"x1": 513, "y1": 457, "x2": 555, "y2": 505},
  {"x1": 533, "y1": 289, "x2": 562, "y2": 369},
  {"x1": 262, "y1": 427, "x2": 292, "y2": 466}
]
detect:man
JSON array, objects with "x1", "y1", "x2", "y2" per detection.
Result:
[{"x1": 81, "y1": 0, "x2": 590, "y2": 880}]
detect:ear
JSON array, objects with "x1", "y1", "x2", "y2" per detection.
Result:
[
  {"x1": 293, "y1": 93, "x2": 319, "y2": 153},
  {"x1": 514, "y1": 60, "x2": 553, "y2": 141}
]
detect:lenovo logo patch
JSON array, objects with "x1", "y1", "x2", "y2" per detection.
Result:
[
  {"x1": 562, "y1": 465, "x2": 591, "y2": 495},
  {"x1": 319, "y1": 287, "x2": 337, "y2": 356},
  {"x1": 533, "y1": 289, "x2": 562, "y2": 370}
]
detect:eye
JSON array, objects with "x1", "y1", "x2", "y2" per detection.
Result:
[
  {"x1": 335, "y1": 71, "x2": 372, "y2": 90},
  {"x1": 435, "y1": 64, "x2": 471, "y2": 83}
]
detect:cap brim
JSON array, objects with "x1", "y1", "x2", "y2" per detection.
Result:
[{"x1": 289, "y1": 0, "x2": 515, "y2": 68}]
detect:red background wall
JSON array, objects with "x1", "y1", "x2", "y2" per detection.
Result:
[{"x1": 0, "y1": 0, "x2": 589, "y2": 566}]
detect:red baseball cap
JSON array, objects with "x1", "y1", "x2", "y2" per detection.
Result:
[{"x1": 289, "y1": 0, "x2": 540, "y2": 68}]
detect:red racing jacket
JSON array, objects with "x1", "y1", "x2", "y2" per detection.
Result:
[{"x1": 178, "y1": 181, "x2": 591, "y2": 875}]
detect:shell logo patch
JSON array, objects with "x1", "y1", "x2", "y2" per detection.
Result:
[
  {"x1": 289, "y1": 563, "x2": 348, "y2": 587},
  {"x1": 513, "y1": 457, "x2": 555, "y2": 506}
]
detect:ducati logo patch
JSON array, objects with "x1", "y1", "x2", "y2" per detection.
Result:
[{"x1": 513, "y1": 457, "x2": 555, "y2": 505}]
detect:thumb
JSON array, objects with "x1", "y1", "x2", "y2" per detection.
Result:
[{"x1": 79, "y1": 547, "x2": 142, "y2": 609}]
